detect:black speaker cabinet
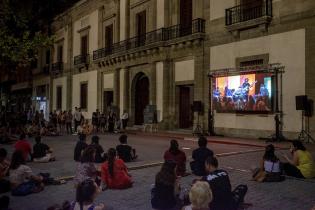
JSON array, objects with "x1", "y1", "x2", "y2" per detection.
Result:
[
  {"x1": 193, "y1": 101, "x2": 202, "y2": 112},
  {"x1": 296, "y1": 95, "x2": 308, "y2": 110}
]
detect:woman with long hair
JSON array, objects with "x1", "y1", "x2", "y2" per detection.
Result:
[
  {"x1": 101, "y1": 148, "x2": 132, "y2": 189},
  {"x1": 252, "y1": 144, "x2": 282, "y2": 182},
  {"x1": 282, "y1": 140, "x2": 315, "y2": 178},
  {"x1": 9, "y1": 151, "x2": 44, "y2": 196},
  {"x1": 164, "y1": 140, "x2": 187, "y2": 176},
  {"x1": 72, "y1": 179, "x2": 105, "y2": 210},
  {"x1": 151, "y1": 161, "x2": 181, "y2": 210},
  {"x1": 75, "y1": 147, "x2": 100, "y2": 186}
]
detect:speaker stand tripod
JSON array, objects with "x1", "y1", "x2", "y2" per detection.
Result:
[
  {"x1": 193, "y1": 112, "x2": 203, "y2": 136},
  {"x1": 298, "y1": 111, "x2": 314, "y2": 143}
]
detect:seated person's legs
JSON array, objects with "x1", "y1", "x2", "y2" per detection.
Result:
[
  {"x1": 232, "y1": 184, "x2": 248, "y2": 208},
  {"x1": 282, "y1": 163, "x2": 304, "y2": 178}
]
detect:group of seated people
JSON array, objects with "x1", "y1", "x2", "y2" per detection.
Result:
[
  {"x1": 151, "y1": 137, "x2": 315, "y2": 210},
  {"x1": 152, "y1": 137, "x2": 248, "y2": 210},
  {"x1": 253, "y1": 140, "x2": 315, "y2": 181},
  {"x1": 2, "y1": 132, "x2": 315, "y2": 210},
  {"x1": 0, "y1": 133, "x2": 63, "y2": 200},
  {"x1": 70, "y1": 135, "x2": 137, "y2": 210}
]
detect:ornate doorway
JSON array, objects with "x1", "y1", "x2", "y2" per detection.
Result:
[{"x1": 134, "y1": 73, "x2": 149, "y2": 125}]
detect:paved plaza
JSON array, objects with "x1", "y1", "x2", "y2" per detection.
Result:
[{"x1": 1, "y1": 133, "x2": 315, "y2": 210}]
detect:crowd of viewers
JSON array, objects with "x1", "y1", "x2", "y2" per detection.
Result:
[
  {"x1": 1, "y1": 108, "x2": 315, "y2": 210},
  {"x1": 0, "y1": 107, "x2": 129, "y2": 145}
]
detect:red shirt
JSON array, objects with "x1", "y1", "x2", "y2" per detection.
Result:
[
  {"x1": 14, "y1": 140, "x2": 32, "y2": 160},
  {"x1": 164, "y1": 150, "x2": 187, "y2": 176},
  {"x1": 101, "y1": 159, "x2": 132, "y2": 189}
]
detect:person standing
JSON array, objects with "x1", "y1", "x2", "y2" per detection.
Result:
[
  {"x1": 121, "y1": 110, "x2": 129, "y2": 131},
  {"x1": 74, "y1": 107, "x2": 82, "y2": 133},
  {"x1": 39, "y1": 110, "x2": 45, "y2": 127},
  {"x1": 65, "y1": 110, "x2": 73, "y2": 134},
  {"x1": 107, "y1": 111, "x2": 115, "y2": 133}
]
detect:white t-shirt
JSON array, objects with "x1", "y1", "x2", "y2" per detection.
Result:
[
  {"x1": 9, "y1": 165, "x2": 33, "y2": 185},
  {"x1": 74, "y1": 111, "x2": 82, "y2": 121},
  {"x1": 121, "y1": 113, "x2": 129, "y2": 120},
  {"x1": 264, "y1": 160, "x2": 280, "y2": 173}
]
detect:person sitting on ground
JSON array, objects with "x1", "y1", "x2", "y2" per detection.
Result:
[
  {"x1": 182, "y1": 181, "x2": 213, "y2": 210},
  {"x1": 190, "y1": 136, "x2": 214, "y2": 176},
  {"x1": 90, "y1": 136, "x2": 106, "y2": 163},
  {"x1": 72, "y1": 179, "x2": 105, "y2": 210},
  {"x1": 75, "y1": 147, "x2": 100, "y2": 187},
  {"x1": 164, "y1": 139, "x2": 187, "y2": 177},
  {"x1": 101, "y1": 148, "x2": 132, "y2": 189},
  {"x1": 0, "y1": 148, "x2": 10, "y2": 194},
  {"x1": 33, "y1": 136, "x2": 55, "y2": 163},
  {"x1": 116, "y1": 135, "x2": 137, "y2": 162},
  {"x1": 74, "y1": 134, "x2": 88, "y2": 162},
  {"x1": 14, "y1": 133, "x2": 32, "y2": 161},
  {"x1": 252, "y1": 144, "x2": 283, "y2": 182},
  {"x1": 282, "y1": 140, "x2": 315, "y2": 179},
  {"x1": 151, "y1": 161, "x2": 181, "y2": 210},
  {"x1": 201, "y1": 156, "x2": 247, "y2": 210},
  {"x1": 9, "y1": 151, "x2": 44, "y2": 196}
]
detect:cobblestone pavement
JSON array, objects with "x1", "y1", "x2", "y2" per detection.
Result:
[{"x1": 1, "y1": 134, "x2": 315, "y2": 210}]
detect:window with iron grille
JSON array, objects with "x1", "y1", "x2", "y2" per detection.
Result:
[{"x1": 240, "y1": 59, "x2": 264, "y2": 67}]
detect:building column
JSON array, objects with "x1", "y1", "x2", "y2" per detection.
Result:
[
  {"x1": 194, "y1": 53, "x2": 205, "y2": 131},
  {"x1": 119, "y1": 0, "x2": 130, "y2": 41},
  {"x1": 113, "y1": 70, "x2": 120, "y2": 107},
  {"x1": 156, "y1": 61, "x2": 164, "y2": 124},
  {"x1": 119, "y1": 68, "x2": 129, "y2": 116},
  {"x1": 97, "y1": 70, "x2": 102, "y2": 110},
  {"x1": 150, "y1": 63, "x2": 157, "y2": 106}
]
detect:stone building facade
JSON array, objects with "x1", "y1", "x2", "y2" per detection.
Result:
[{"x1": 31, "y1": 0, "x2": 315, "y2": 139}]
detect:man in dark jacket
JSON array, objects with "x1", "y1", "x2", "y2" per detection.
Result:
[
  {"x1": 190, "y1": 136, "x2": 214, "y2": 176},
  {"x1": 202, "y1": 156, "x2": 247, "y2": 210}
]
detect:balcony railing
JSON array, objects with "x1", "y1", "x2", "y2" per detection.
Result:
[
  {"x1": 93, "y1": 18, "x2": 205, "y2": 60},
  {"x1": 225, "y1": 0, "x2": 272, "y2": 26},
  {"x1": 51, "y1": 62, "x2": 63, "y2": 74},
  {"x1": 74, "y1": 54, "x2": 89, "y2": 66},
  {"x1": 165, "y1": 18, "x2": 206, "y2": 40}
]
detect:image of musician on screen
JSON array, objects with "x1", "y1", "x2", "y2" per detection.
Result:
[{"x1": 212, "y1": 74, "x2": 272, "y2": 112}]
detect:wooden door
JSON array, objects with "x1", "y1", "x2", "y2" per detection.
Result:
[
  {"x1": 57, "y1": 45, "x2": 63, "y2": 62},
  {"x1": 135, "y1": 76, "x2": 149, "y2": 125},
  {"x1": 81, "y1": 36, "x2": 88, "y2": 55},
  {"x1": 137, "y1": 11, "x2": 146, "y2": 46},
  {"x1": 180, "y1": 0, "x2": 192, "y2": 36},
  {"x1": 179, "y1": 86, "x2": 192, "y2": 128},
  {"x1": 103, "y1": 91, "x2": 113, "y2": 112},
  {"x1": 105, "y1": 24, "x2": 113, "y2": 53}
]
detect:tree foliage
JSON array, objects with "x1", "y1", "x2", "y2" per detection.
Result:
[{"x1": 0, "y1": 0, "x2": 78, "y2": 71}]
